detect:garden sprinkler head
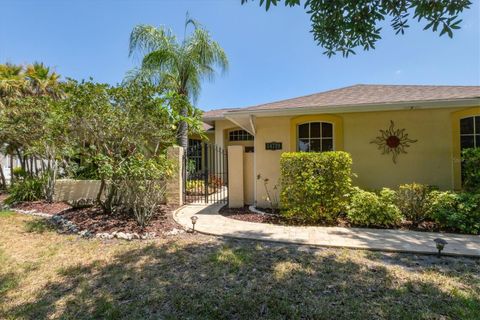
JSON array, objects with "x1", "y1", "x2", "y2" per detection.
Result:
[
  {"x1": 190, "y1": 215, "x2": 198, "y2": 233},
  {"x1": 434, "y1": 238, "x2": 448, "y2": 257}
]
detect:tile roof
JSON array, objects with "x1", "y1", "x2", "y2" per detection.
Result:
[{"x1": 232, "y1": 84, "x2": 480, "y2": 112}]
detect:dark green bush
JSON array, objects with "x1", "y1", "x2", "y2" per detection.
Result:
[
  {"x1": 280, "y1": 151, "x2": 353, "y2": 223},
  {"x1": 5, "y1": 177, "x2": 45, "y2": 205},
  {"x1": 429, "y1": 191, "x2": 480, "y2": 234},
  {"x1": 462, "y1": 148, "x2": 480, "y2": 192},
  {"x1": 397, "y1": 183, "x2": 437, "y2": 224},
  {"x1": 347, "y1": 187, "x2": 403, "y2": 227}
]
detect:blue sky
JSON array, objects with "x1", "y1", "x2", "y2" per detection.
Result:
[{"x1": 1, "y1": 0, "x2": 479, "y2": 111}]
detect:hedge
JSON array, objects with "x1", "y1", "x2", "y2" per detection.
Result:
[
  {"x1": 280, "y1": 151, "x2": 353, "y2": 223},
  {"x1": 462, "y1": 148, "x2": 480, "y2": 192},
  {"x1": 347, "y1": 187, "x2": 403, "y2": 227},
  {"x1": 429, "y1": 191, "x2": 480, "y2": 235}
]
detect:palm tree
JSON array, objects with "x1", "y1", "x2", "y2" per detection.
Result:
[
  {"x1": 128, "y1": 17, "x2": 228, "y2": 148},
  {"x1": 0, "y1": 63, "x2": 26, "y2": 187},
  {"x1": 0, "y1": 63, "x2": 27, "y2": 107},
  {"x1": 0, "y1": 63, "x2": 63, "y2": 181},
  {"x1": 25, "y1": 62, "x2": 63, "y2": 99}
]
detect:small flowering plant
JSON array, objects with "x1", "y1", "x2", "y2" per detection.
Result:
[{"x1": 256, "y1": 174, "x2": 279, "y2": 214}]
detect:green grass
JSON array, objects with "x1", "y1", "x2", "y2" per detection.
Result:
[
  {"x1": 0, "y1": 211, "x2": 14, "y2": 218},
  {"x1": 24, "y1": 219, "x2": 55, "y2": 234},
  {"x1": 0, "y1": 212, "x2": 479, "y2": 319}
]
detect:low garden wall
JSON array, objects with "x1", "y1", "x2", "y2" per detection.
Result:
[
  {"x1": 53, "y1": 179, "x2": 103, "y2": 203},
  {"x1": 54, "y1": 179, "x2": 168, "y2": 204}
]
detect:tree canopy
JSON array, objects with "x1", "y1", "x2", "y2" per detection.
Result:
[
  {"x1": 128, "y1": 17, "x2": 228, "y2": 148},
  {"x1": 241, "y1": 0, "x2": 471, "y2": 57}
]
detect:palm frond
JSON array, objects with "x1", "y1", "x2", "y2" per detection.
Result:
[
  {"x1": 129, "y1": 25, "x2": 176, "y2": 58},
  {"x1": 127, "y1": 17, "x2": 229, "y2": 133}
]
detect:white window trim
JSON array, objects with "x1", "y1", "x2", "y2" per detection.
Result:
[
  {"x1": 297, "y1": 121, "x2": 335, "y2": 152},
  {"x1": 228, "y1": 129, "x2": 254, "y2": 142}
]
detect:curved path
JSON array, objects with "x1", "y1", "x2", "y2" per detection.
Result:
[{"x1": 174, "y1": 204, "x2": 480, "y2": 257}]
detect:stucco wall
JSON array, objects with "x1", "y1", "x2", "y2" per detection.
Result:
[
  {"x1": 253, "y1": 116, "x2": 291, "y2": 207},
  {"x1": 243, "y1": 152, "x2": 254, "y2": 205},
  {"x1": 54, "y1": 179, "x2": 103, "y2": 203},
  {"x1": 251, "y1": 106, "x2": 478, "y2": 207},
  {"x1": 228, "y1": 145, "x2": 244, "y2": 208},
  {"x1": 343, "y1": 108, "x2": 454, "y2": 190}
]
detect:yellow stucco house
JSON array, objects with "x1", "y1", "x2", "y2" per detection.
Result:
[{"x1": 200, "y1": 84, "x2": 480, "y2": 207}]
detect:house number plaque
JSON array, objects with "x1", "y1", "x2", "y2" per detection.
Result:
[{"x1": 265, "y1": 142, "x2": 282, "y2": 150}]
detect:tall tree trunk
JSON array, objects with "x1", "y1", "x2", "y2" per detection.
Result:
[
  {"x1": 16, "y1": 148, "x2": 25, "y2": 172},
  {"x1": 29, "y1": 157, "x2": 34, "y2": 176},
  {"x1": 0, "y1": 163, "x2": 6, "y2": 189},
  {"x1": 177, "y1": 117, "x2": 188, "y2": 149},
  {"x1": 9, "y1": 154, "x2": 14, "y2": 184},
  {"x1": 34, "y1": 157, "x2": 39, "y2": 175},
  {"x1": 25, "y1": 157, "x2": 30, "y2": 176},
  {"x1": 177, "y1": 93, "x2": 189, "y2": 149}
]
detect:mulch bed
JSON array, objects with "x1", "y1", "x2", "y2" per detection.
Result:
[
  {"x1": 220, "y1": 206, "x2": 444, "y2": 233},
  {"x1": 12, "y1": 201, "x2": 72, "y2": 215},
  {"x1": 220, "y1": 206, "x2": 290, "y2": 225},
  {"x1": 59, "y1": 205, "x2": 180, "y2": 235},
  {"x1": 3, "y1": 196, "x2": 182, "y2": 236}
]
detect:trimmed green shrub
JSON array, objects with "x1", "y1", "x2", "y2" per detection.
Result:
[
  {"x1": 347, "y1": 187, "x2": 403, "y2": 227},
  {"x1": 397, "y1": 183, "x2": 437, "y2": 224},
  {"x1": 280, "y1": 151, "x2": 353, "y2": 223},
  {"x1": 429, "y1": 191, "x2": 480, "y2": 235},
  {"x1": 5, "y1": 177, "x2": 45, "y2": 205},
  {"x1": 462, "y1": 148, "x2": 480, "y2": 192}
]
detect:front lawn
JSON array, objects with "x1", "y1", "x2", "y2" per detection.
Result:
[{"x1": 1, "y1": 212, "x2": 479, "y2": 319}]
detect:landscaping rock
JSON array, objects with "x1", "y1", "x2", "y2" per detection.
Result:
[
  {"x1": 116, "y1": 232, "x2": 133, "y2": 241},
  {"x1": 79, "y1": 230, "x2": 93, "y2": 238},
  {"x1": 141, "y1": 232, "x2": 157, "y2": 240},
  {"x1": 166, "y1": 228, "x2": 184, "y2": 236},
  {"x1": 96, "y1": 232, "x2": 114, "y2": 240}
]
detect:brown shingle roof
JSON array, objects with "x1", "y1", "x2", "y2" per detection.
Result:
[
  {"x1": 202, "y1": 107, "x2": 239, "y2": 119},
  {"x1": 231, "y1": 84, "x2": 480, "y2": 112},
  {"x1": 202, "y1": 122, "x2": 214, "y2": 131}
]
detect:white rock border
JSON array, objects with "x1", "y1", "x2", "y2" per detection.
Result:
[
  {"x1": 248, "y1": 205, "x2": 277, "y2": 216},
  {"x1": 8, "y1": 206, "x2": 184, "y2": 241},
  {"x1": 11, "y1": 208, "x2": 53, "y2": 219}
]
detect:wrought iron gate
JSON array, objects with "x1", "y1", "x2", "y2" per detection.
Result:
[{"x1": 183, "y1": 143, "x2": 228, "y2": 204}]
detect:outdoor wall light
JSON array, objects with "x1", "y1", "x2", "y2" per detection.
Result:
[
  {"x1": 190, "y1": 215, "x2": 198, "y2": 233},
  {"x1": 434, "y1": 238, "x2": 448, "y2": 257}
]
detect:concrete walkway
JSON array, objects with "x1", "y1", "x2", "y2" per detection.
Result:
[{"x1": 174, "y1": 204, "x2": 480, "y2": 257}]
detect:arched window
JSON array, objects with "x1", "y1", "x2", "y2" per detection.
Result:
[
  {"x1": 460, "y1": 116, "x2": 480, "y2": 149},
  {"x1": 297, "y1": 122, "x2": 333, "y2": 152},
  {"x1": 229, "y1": 129, "x2": 253, "y2": 141}
]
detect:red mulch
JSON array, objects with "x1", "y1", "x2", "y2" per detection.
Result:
[
  {"x1": 220, "y1": 206, "x2": 444, "y2": 232},
  {"x1": 13, "y1": 201, "x2": 72, "y2": 215},
  {"x1": 220, "y1": 206, "x2": 290, "y2": 225},
  {"x1": 59, "y1": 205, "x2": 180, "y2": 235},
  {"x1": 400, "y1": 220, "x2": 441, "y2": 232}
]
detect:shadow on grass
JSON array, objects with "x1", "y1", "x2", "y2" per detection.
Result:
[
  {"x1": 4, "y1": 239, "x2": 480, "y2": 320},
  {"x1": 24, "y1": 219, "x2": 56, "y2": 234},
  {"x1": 0, "y1": 272, "x2": 19, "y2": 305}
]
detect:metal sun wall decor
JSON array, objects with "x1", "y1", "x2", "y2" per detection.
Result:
[{"x1": 371, "y1": 120, "x2": 417, "y2": 163}]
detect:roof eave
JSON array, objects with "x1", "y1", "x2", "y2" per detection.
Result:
[{"x1": 223, "y1": 98, "x2": 480, "y2": 118}]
